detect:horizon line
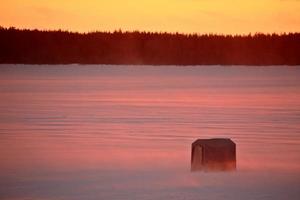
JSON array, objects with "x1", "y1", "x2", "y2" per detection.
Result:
[{"x1": 1, "y1": 25, "x2": 300, "y2": 37}]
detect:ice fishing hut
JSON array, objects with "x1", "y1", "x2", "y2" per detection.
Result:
[{"x1": 191, "y1": 138, "x2": 236, "y2": 172}]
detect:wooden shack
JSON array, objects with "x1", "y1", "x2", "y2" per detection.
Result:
[{"x1": 191, "y1": 138, "x2": 236, "y2": 172}]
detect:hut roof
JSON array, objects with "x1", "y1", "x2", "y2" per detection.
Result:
[{"x1": 192, "y1": 138, "x2": 235, "y2": 148}]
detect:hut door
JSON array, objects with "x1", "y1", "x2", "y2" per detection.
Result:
[{"x1": 192, "y1": 145, "x2": 203, "y2": 171}]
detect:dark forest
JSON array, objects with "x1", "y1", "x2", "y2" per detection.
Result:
[{"x1": 1, "y1": 27, "x2": 300, "y2": 65}]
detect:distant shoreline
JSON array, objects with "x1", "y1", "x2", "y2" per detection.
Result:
[
  {"x1": 1, "y1": 27, "x2": 300, "y2": 66},
  {"x1": 1, "y1": 64, "x2": 298, "y2": 68}
]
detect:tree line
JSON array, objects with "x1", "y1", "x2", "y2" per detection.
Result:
[{"x1": 1, "y1": 27, "x2": 300, "y2": 65}]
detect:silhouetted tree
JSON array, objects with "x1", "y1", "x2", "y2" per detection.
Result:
[{"x1": 0, "y1": 27, "x2": 299, "y2": 65}]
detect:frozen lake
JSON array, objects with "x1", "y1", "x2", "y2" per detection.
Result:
[{"x1": 0, "y1": 65, "x2": 300, "y2": 199}]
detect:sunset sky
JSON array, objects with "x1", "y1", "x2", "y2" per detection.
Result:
[{"x1": 1, "y1": 0, "x2": 300, "y2": 34}]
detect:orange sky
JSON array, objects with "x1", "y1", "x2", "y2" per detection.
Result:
[{"x1": 1, "y1": 0, "x2": 300, "y2": 34}]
